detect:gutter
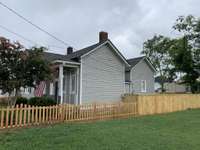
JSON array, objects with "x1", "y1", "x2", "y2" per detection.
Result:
[{"x1": 52, "y1": 60, "x2": 81, "y2": 65}]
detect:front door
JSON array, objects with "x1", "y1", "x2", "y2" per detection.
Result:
[
  {"x1": 63, "y1": 69, "x2": 77, "y2": 104},
  {"x1": 69, "y1": 70, "x2": 77, "y2": 104}
]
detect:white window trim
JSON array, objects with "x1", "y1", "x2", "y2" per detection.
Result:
[
  {"x1": 141, "y1": 80, "x2": 147, "y2": 92},
  {"x1": 43, "y1": 84, "x2": 46, "y2": 95},
  {"x1": 24, "y1": 88, "x2": 29, "y2": 94}
]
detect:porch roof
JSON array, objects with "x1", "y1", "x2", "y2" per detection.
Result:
[
  {"x1": 43, "y1": 41, "x2": 107, "y2": 64},
  {"x1": 43, "y1": 52, "x2": 78, "y2": 63}
]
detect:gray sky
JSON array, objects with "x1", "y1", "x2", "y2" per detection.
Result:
[{"x1": 0, "y1": 0, "x2": 199, "y2": 58}]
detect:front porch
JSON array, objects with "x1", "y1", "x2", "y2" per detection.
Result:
[{"x1": 46, "y1": 61, "x2": 81, "y2": 105}]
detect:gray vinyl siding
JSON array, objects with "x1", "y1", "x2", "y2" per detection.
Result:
[
  {"x1": 130, "y1": 59, "x2": 155, "y2": 93},
  {"x1": 125, "y1": 71, "x2": 130, "y2": 82},
  {"x1": 81, "y1": 44, "x2": 125, "y2": 103}
]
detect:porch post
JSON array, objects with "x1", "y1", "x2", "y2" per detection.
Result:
[
  {"x1": 76, "y1": 67, "x2": 80, "y2": 105},
  {"x1": 59, "y1": 64, "x2": 64, "y2": 104}
]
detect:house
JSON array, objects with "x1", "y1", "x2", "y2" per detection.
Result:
[
  {"x1": 1, "y1": 32, "x2": 156, "y2": 104},
  {"x1": 163, "y1": 82, "x2": 191, "y2": 93},
  {"x1": 155, "y1": 80, "x2": 191, "y2": 93},
  {"x1": 125, "y1": 56, "x2": 156, "y2": 94},
  {"x1": 40, "y1": 31, "x2": 130, "y2": 104}
]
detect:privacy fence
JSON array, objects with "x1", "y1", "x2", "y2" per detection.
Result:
[
  {"x1": 122, "y1": 94, "x2": 200, "y2": 115},
  {"x1": 0, "y1": 94, "x2": 200, "y2": 129}
]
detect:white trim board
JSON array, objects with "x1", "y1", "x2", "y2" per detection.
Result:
[
  {"x1": 143, "y1": 57, "x2": 156, "y2": 72},
  {"x1": 79, "y1": 60, "x2": 83, "y2": 105},
  {"x1": 141, "y1": 80, "x2": 147, "y2": 92},
  {"x1": 52, "y1": 60, "x2": 81, "y2": 66}
]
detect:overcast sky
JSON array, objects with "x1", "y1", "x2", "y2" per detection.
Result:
[{"x1": 0, "y1": 0, "x2": 199, "y2": 58}]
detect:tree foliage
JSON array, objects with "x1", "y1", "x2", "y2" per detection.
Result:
[
  {"x1": 171, "y1": 15, "x2": 200, "y2": 93},
  {"x1": 142, "y1": 15, "x2": 200, "y2": 93},
  {"x1": 142, "y1": 35, "x2": 175, "y2": 92},
  {"x1": 0, "y1": 37, "x2": 23, "y2": 96},
  {"x1": 0, "y1": 37, "x2": 51, "y2": 105}
]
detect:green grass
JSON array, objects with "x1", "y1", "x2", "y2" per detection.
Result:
[{"x1": 1, "y1": 109, "x2": 200, "y2": 150}]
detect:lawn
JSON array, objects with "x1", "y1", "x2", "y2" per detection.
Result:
[{"x1": 0, "y1": 109, "x2": 200, "y2": 150}]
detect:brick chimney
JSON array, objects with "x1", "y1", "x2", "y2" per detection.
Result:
[
  {"x1": 99, "y1": 31, "x2": 108, "y2": 43},
  {"x1": 67, "y1": 46, "x2": 73, "y2": 55}
]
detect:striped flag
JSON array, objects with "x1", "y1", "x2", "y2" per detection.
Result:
[{"x1": 34, "y1": 81, "x2": 46, "y2": 97}]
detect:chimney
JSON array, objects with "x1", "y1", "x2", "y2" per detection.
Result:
[
  {"x1": 67, "y1": 46, "x2": 73, "y2": 55},
  {"x1": 99, "y1": 31, "x2": 108, "y2": 43}
]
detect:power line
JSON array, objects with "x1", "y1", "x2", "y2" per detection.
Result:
[
  {"x1": 0, "y1": 24, "x2": 66, "y2": 51},
  {"x1": 0, "y1": 24, "x2": 38, "y2": 45},
  {"x1": 0, "y1": 1, "x2": 71, "y2": 47}
]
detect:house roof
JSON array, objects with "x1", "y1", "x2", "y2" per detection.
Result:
[
  {"x1": 126, "y1": 56, "x2": 156, "y2": 72},
  {"x1": 126, "y1": 56, "x2": 145, "y2": 71},
  {"x1": 127, "y1": 56, "x2": 145, "y2": 67},
  {"x1": 44, "y1": 40, "x2": 130, "y2": 66},
  {"x1": 43, "y1": 41, "x2": 106, "y2": 64},
  {"x1": 65, "y1": 42, "x2": 104, "y2": 60},
  {"x1": 43, "y1": 52, "x2": 76, "y2": 63},
  {"x1": 44, "y1": 41, "x2": 156, "y2": 72}
]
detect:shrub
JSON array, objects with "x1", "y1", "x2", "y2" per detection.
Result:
[
  {"x1": 0, "y1": 97, "x2": 8, "y2": 107},
  {"x1": 16, "y1": 97, "x2": 28, "y2": 105},
  {"x1": 29, "y1": 96, "x2": 57, "y2": 106}
]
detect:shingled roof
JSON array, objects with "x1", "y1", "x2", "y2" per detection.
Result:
[
  {"x1": 127, "y1": 56, "x2": 145, "y2": 67},
  {"x1": 43, "y1": 40, "x2": 107, "y2": 64},
  {"x1": 43, "y1": 52, "x2": 76, "y2": 63},
  {"x1": 65, "y1": 42, "x2": 104, "y2": 60},
  {"x1": 43, "y1": 31, "x2": 130, "y2": 66},
  {"x1": 126, "y1": 56, "x2": 145, "y2": 71}
]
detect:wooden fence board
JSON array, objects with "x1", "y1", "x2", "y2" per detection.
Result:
[
  {"x1": 5, "y1": 107, "x2": 9, "y2": 128},
  {"x1": 10, "y1": 106, "x2": 14, "y2": 127},
  {"x1": 1, "y1": 94, "x2": 200, "y2": 129},
  {"x1": 27, "y1": 105, "x2": 31, "y2": 125},
  {"x1": 23, "y1": 105, "x2": 27, "y2": 126},
  {"x1": 1, "y1": 109, "x2": 4, "y2": 128},
  {"x1": 19, "y1": 104, "x2": 23, "y2": 127}
]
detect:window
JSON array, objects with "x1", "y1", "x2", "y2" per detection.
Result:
[
  {"x1": 71, "y1": 74, "x2": 76, "y2": 93},
  {"x1": 141, "y1": 80, "x2": 147, "y2": 92},
  {"x1": 50, "y1": 83, "x2": 54, "y2": 95},
  {"x1": 24, "y1": 88, "x2": 29, "y2": 94},
  {"x1": 28, "y1": 87, "x2": 32, "y2": 93}
]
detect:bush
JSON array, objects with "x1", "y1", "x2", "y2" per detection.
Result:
[
  {"x1": 0, "y1": 97, "x2": 8, "y2": 107},
  {"x1": 16, "y1": 97, "x2": 28, "y2": 105},
  {"x1": 29, "y1": 96, "x2": 57, "y2": 106}
]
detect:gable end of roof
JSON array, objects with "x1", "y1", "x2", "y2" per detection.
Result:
[
  {"x1": 80, "y1": 40, "x2": 130, "y2": 67},
  {"x1": 126, "y1": 56, "x2": 156, "y2": 72}
]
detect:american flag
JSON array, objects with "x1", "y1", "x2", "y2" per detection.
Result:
[{"x1": 34, "y1": 81, "x2": 46, "y2": 97}]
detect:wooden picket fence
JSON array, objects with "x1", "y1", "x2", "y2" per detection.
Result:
[{"x1": 0, "y1": 102, "x2": 138, "y2": 129}]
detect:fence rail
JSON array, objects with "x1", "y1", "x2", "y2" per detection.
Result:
[
  {"x1": 0, "y1": 102, "x2": 137, "y2": 129},
  {"x1": 1, "y1": 94, "x2": 200, "y2": 129}
]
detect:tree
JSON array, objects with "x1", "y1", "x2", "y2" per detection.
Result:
[
  {"x1": 0, "y1": 37, "x2": 22, "y2": 105},
  {"x1": 171, "y1": 15, "x2": 200, "y2": 93},
  {"x1": 21, "y1": 47, "x2": 52, "y2": 89},
  {"x1": 0, "y1": 37, "x2": 51, "y2": 105},
  {"x1": 142, "y1": 35, "x2": 175, "y2": 92}
]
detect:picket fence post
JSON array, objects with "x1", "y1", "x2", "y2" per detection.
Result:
[{"x1": 93, "y1": 103, "x2": 97, "y2": 120}]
